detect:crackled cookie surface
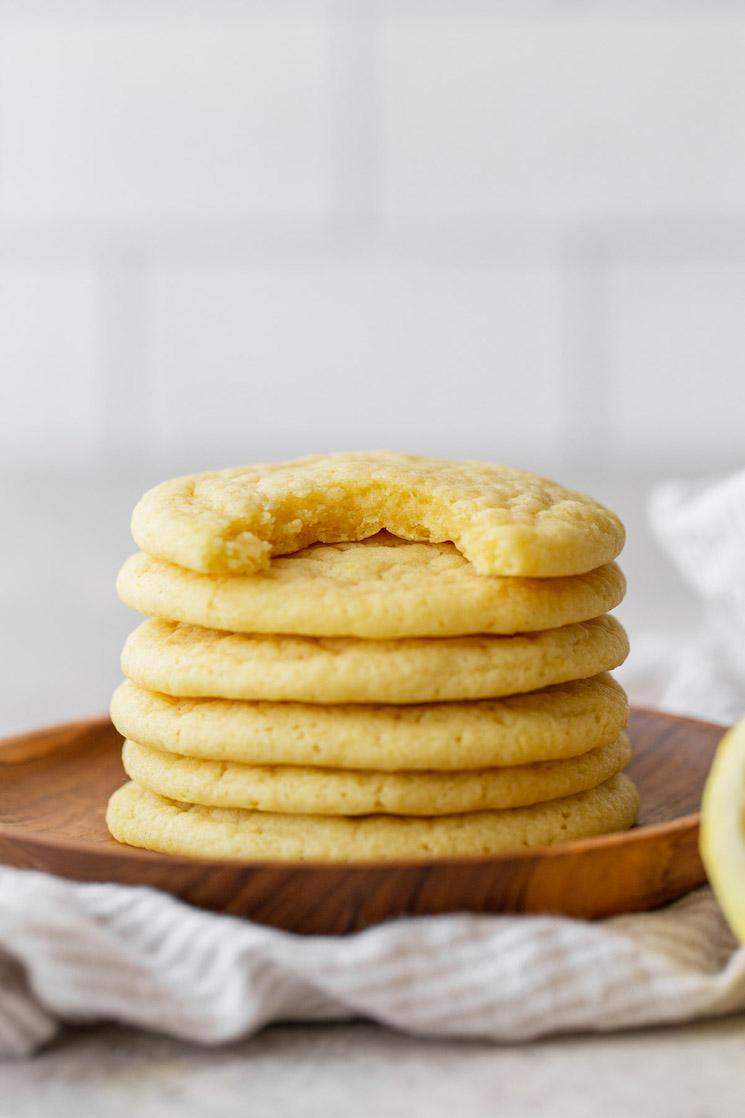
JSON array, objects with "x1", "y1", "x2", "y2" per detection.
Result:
[
  {"x1": 130, "y1": 452, "x2": 625, "y2": 579},
  {"x1": 118, "y1": 534, "x2": 625, "y2": 638},
  {"x1": 111, "y1": 674, "x2": 629, "y2": 770},
  {"x1": 121, "y1": 616, "x2": 629, "y2": 704},
  {"x1": 106, "y1": 773, "x2": 640, "y2": 861}
]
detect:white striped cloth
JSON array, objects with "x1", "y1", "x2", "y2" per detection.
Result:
[
  {"x1": 650, "y1": 467, "x2": 745, "y2": 724},
  {"x1": 0, "y1": 868, "x2": 743, "y2": 1058},
  {"x1": 3, "y1": 469, "x2": 745, "y2": 1057}
]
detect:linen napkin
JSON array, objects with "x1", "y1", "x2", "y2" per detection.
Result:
[
  {"x1": 650, "y1": 467, "x2": 745, "y2": 724},
  {"x1": 3, "y1": 470, "x2": 745, "y2": 1058},
  {"x1": 0, "y1": 870, "x2": 743, "y2": 1059}
]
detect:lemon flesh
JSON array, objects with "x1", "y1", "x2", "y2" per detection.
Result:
[{"x1": 700, "y1": 716, "x2": 745, "y2": 944}]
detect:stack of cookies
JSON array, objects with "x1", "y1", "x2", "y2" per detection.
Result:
[{"x1": 107, "y1": 452, "x2": 638, "y2": 861}]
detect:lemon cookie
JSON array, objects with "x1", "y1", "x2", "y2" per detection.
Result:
[
  {"x1": 121, "y1": 615, "x2": 629, "y2": 704},
  {"x1": 106, "y1": 773, "x2": 639, "y2": 860},
  {"x1": 121, "y1": 732, "x2": 631, "y2": 816},
  {"x1": 117, "y1": 535, "x2": 626, "y2": 638},
  {"x1": 130, "y1": 452, "x2": 625, "y2": 579},
  {"x1": 111, "y1": 674, "x2": 629, "y2": 770}
]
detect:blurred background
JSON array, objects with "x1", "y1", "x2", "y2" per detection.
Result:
[{"x1": 2, "y1": 0, "x2": 744, "y2": 733}]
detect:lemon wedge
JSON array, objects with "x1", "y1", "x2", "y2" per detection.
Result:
[{"x1": 700, "y1": 715, "x2": 745, "y2": 944}]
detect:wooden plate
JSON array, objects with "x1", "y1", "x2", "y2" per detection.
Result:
[{"x1": 0, "y1": 709, "x2": 724, "y2": 934}]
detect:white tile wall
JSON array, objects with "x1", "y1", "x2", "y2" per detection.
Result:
[
  {"x1": 0, "y1": 2, "x2": 744, "y2": 476},
  {"x1": 150, "y1": 257, "x2": 564, "y2": 470},
  {"x1": 0, "y1": 263, "x2": 101, "y2": 464},
  {"x1": 379, "y1": 15, "x2": 745, "y2": 225},
  {"x1": 608, "y1": 263, "x2": 745, "y2": 466},
  {"x1": 0, "y1": 16, "x2": 333, "y2": 222}
]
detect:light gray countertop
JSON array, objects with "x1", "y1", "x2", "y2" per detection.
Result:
[{"x1": 2, "y1": 1017, "x2": 745, "y2": 1117}]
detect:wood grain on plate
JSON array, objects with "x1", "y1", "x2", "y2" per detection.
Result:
[{"x1": 0, "y1": 709, "x2": 724, "y2": 934}]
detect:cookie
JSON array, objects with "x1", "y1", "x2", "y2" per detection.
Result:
[
  {"x1": 130, "y1": 452, "x2": 625, "y2": 579},
  {"x1": 106, "y1": 773, "x2": 640, "y2": 861},
  {"x1": 121, "y1": 615, "x2": 629, "y2": 704},
  {"x1": 120, "y1": 733, "x2": 631, "y2": 816},
  {"x1": 117, "y1": 535, "x2": 625, "y2": 638},
  {"x1": 111, "y1": 674, "x2": 629, "y2": 770}
]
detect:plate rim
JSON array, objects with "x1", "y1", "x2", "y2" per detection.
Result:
[{"x1": 0, "y1": 706, "x2": 726, "y2": 873}]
